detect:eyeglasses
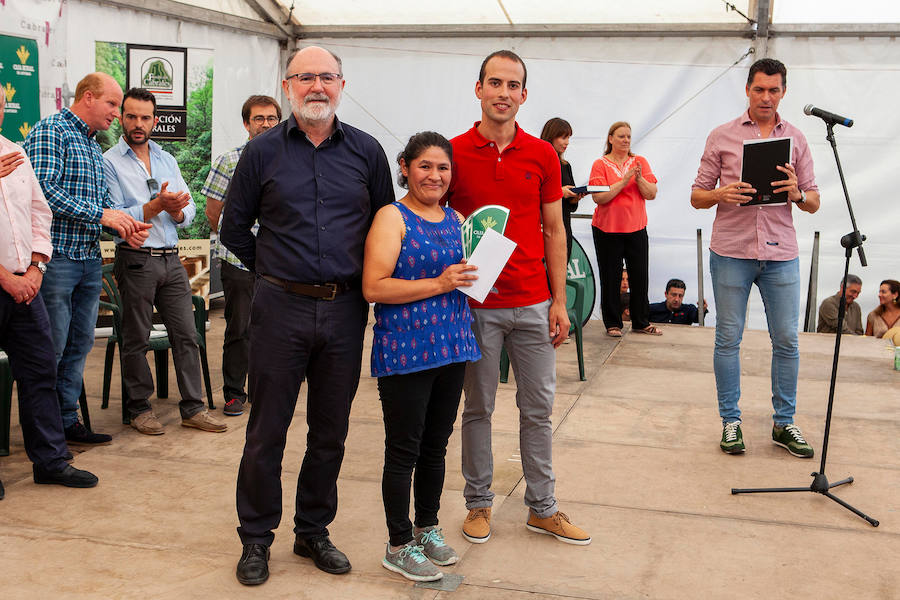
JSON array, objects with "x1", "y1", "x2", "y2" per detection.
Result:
[
  {"x1": 146, "y1": 177, "x2": 159, "y2": 200},
  {"x1": 285, "y1": 72, "x2": 343, "y2": 86},
  {"x1": 250, "y1": 115, "x2": 280, "y2": 124}
]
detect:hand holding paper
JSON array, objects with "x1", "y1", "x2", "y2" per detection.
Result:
[{"x1": 459, "y1": 227, "x2": 516, "y2": 304}]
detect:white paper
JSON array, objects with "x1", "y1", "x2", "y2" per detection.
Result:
[{"x1": 459, "y1": 227, "x2": 516, "y2": 304}]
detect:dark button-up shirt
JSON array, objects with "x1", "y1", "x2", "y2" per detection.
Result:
[
  {"x1": 649, "y1": 301, "x2": 701, "y2": 325},
  {"x1": 220, "y1": 114, "x2": 394, "y2": 283}
]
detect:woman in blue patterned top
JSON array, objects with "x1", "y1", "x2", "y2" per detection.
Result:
[{"x1": 363, "y1": 132, "x2": 480, "y2": 582}]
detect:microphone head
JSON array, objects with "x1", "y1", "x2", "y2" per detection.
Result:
[{"x1": 803, "y1": 104, "x2": 815, "y2": 116}]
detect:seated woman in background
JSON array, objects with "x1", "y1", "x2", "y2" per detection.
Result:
[
  {"x1": 865, "y1": 279, "x2": 900, "y2": 339},
  {"x1": 589, "y1": 121, "x2": 660, "y2": 337},
  {"x1": 540, "y1": 117, "x2": 585, "y2": 262},
  {"x1": 363, "y1": 131, "x2": 481, "y2": 583}
]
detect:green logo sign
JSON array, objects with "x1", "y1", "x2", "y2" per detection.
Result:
[
  {"x1": 567, "y1": 237, "x2": 596, "y2": 327},
  {"x1": 461, "y1": 205, "x2": 510, "y2": 260},
  {"x1": 0, "y1": 35, "x2": 40, "y2": 143},
  {"x1": 141, "y1": 58, "x2": 174, "y2": 91}
]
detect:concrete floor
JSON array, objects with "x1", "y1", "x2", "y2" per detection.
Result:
[{"x1": 2, "y1": 306, "x2": 898, "y2": 599}]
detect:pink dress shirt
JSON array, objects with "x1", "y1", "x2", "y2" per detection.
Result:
[
  {"x1": 0, "y1": 134, "x2": 53, "y2": 273},
  {"x1": 692, "y1": 111, "x2": 818, "y2": 261}
]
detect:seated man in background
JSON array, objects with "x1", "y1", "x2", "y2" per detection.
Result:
[
  {"x1": 816, "y1": 274, "x2": 863, "y2": 335},
  {"x1": 649, "y1": 278, "x2": 706, "y2": 325}
]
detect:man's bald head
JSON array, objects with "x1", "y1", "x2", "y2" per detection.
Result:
[
  {"x1": 71, "y1": 72, "x2": 124, "y2": 133},
  {"x1": 284, "y1": 46, "x2": 342, "y2": 78}
]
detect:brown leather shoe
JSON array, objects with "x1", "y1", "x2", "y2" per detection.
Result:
[
  {"x1": 182, "y1": 410, "x2": 227, "y2": 433},
  {"x1": 526, "y1": 510, "x2": 591, "y2": 545},
  {"x1": 131, "y1": 411, "x2": 165, "y2": 435},
  {"x1": 462, "y1": 507, "x2": 491, "y2": 543}
]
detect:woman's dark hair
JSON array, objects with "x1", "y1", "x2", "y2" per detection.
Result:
[
  {"x1": 875, "y1": 279, "x2": 900, "y2": 314},
  {"x1": 540, "y1": 117, "x2": 573, "y2": 161},
  {"x1": 396, "y1": 131, "x2": 452, "y2": 188},
  {"x1": 605, "y1": 121, "x2": 633, "y2": 156}
]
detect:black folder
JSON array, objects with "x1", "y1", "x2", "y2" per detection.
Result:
[{"x1": 740, "y1": 137, "x2": 793, "y2": 206}]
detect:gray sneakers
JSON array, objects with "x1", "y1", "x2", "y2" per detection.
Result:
[
  {"x1": 415, "y1": 526, "x2": 459, "y2": 566},
  {"x1": 382, "y1": 542, "x2": 442, "y2": 582}
]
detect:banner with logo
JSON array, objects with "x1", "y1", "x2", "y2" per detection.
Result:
[
  {"x1": 0, "y1": 34, "x2": 40, "y2": 142},
  {"x1": 126, "y1": 44, "x2": 188, "y2": 141}
]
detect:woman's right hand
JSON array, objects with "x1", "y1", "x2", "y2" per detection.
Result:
[
  {"x1": 562, "y1": 185, "x2": 577, "y2": 199},
  {"x1": 438, "y1": 262, "x2": 478, "y2": 292}
]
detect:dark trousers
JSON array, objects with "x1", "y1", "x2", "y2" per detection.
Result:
[
  {"x1": 0, "y1": 291, "x2": 69, "y2": 472},
  {"x1": 562, "y1": 207, "x2": 574, "y2": 263},
  {"x1": 219, "y1": 261, "x2": 254, "y2": 401},
  {"x1": 378, "y1": 362, "x2": 465, "y2": 546},
  {"x1": 592, "y1": 227, "x2": 651, "y2": 330},
  {"x1": 114, "y1": 249, "x2": 205, "y2": 419},
  {"x1": 236, "y1": 277, "x2": 369, "y2": 545}
]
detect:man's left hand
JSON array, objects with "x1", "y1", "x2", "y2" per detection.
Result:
[
  {"x1": 548, "y1": 300, "x2": 570, "y2": 348},
  {"x1": 772, "y1": 163, "x2": 802, "y2": 202}
]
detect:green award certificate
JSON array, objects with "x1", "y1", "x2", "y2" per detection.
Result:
[{"x1": 461, "y1": 205, "x2": 511, "y2": 260}]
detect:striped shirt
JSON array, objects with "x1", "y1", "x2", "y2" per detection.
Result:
[
  {"x1": 200, "y1": 143, "x2": 255, "y2": 270},
  {"x1": 23, "y1": 108, "x2": 112, "y2": 261}
]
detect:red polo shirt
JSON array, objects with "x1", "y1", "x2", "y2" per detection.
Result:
[{"x1": 446, "y1": 123, "x2": 562, "y2": 309}]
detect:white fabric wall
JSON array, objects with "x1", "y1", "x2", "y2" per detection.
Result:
[
  {"x1": 64, "y1": 0, "x2": 282, "y2": 159},
  {"x1": 306, "y1": 36, "x2": 898, "y2": 329}
]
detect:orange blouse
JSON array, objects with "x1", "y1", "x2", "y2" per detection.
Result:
[{"x1": 589, "y1": 154, "x2": 656, "y2": 233}]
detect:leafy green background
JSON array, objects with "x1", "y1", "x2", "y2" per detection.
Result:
[{"x1": 95, "y1": 41, "x2": 212, "y2": 240}]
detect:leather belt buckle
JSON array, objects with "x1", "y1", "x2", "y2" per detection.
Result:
[{"x1": 317, "y1": 283, "x2": 338, "y2": 301}]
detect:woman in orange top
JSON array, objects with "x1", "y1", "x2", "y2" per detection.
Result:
[{"x1": 589, "y1": 121, "x2": 660, "y2": 337}]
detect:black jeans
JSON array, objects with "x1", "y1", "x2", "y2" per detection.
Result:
[
  {"x1": 379, "y1": 362, "x2": 465, "y2": 546},
  {"x1": 0, "y1": 292, "x2": 69, "y2": 472},
  {"x1": 219, "y1": 261, "x2": 255, "y2": 401},
  {"x1": 592, "y1": 227, "x2": 651, "y2": 330},
  {"x1": 236, "y1": 278, "x2": 369, "y2": 545}
]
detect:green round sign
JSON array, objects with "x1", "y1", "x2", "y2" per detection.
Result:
[{"x1": 566, "y1": 237, "x2": 596, "y2": 328}]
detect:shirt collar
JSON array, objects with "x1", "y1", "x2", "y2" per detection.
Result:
[
  {"x1": 61, "y1": 107, "x2": 94, "y2": 138},
  {"x1": 469, "y1": 121, "x2": 524, "y2": 149},
  {"x1": 740, "y1": 109, "x2": 785, "y2": 131},
  {"x1": 287, "y1": 113, "x2": 345, "y2": 143},
  {"x1": 114, "y1": 136, "x2": 162, "y2": 159}
]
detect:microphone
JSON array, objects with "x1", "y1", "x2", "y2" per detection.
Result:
[{"x1": 803, "y1": 104, "x2": 853, "y2": 128}]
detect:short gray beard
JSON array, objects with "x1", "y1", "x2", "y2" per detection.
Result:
[{"x1": 290, "y1": 91, "x2": 339, "y2": 124}]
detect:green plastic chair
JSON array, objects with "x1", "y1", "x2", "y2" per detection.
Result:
[
  {"x1": 97, "y1": 263, "x2": 214, "y2": 424},
  {"x1": 499, "y1": 277, "x2": 587, "y2": 383}
]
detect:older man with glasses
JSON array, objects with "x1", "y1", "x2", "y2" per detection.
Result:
[
  {"x1": 221, "y1": 46, "x2": 394, "y2": 585},
  {"x1": 202, "y1": 95, "x2": 281, "y2": 418},
  {"x1": 104, "y1": 86, "x2": 226, "y2": 436}
]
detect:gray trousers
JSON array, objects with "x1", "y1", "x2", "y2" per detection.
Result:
[
  {"x1": 114, "y1": 249, "x2": 204, "y2": 419},
  {"x1": 461, "y1": 300, "x2": 558, "y2": 518}
]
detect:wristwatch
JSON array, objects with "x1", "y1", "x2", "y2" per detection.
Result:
[
  {"x1": 794, "y1": 190, "x2": 807, "y2": 205},
  {"x1": 30, "y1": 261, "x2": 47, "y2": 274}
]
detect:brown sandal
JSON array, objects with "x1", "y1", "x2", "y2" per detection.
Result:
[
  {"x1": 634, "y1": 325, "x2": 663, "y2": 336},
  {"x1": 606, "y1": 327, "x2": 623, "y2": 338}
]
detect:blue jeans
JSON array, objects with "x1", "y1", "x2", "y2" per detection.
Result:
[
  {"x1": 40, "y1": 255, "x2": 102, "y2": 428},
  {"x1": 709, "y1": 251, "x2": 800, "y2": 426}
]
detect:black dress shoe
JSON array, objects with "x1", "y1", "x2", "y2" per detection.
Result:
[
  {"x1": 65, "y1": 421, "x2": 112, "y2": 446},
  {"x1": 294, "y1": 534, "x2": 351, "y2": 574},
  {"x1": 33, "y1": 464, "x2": 99, "y2": 488},
  {"x1": 236, "y1": 543, "x2": 270, "y2": 585}
]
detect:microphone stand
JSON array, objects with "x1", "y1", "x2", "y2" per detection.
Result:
[{"x1": 731, "y1": 121, "x2": 878, "y2": 527}]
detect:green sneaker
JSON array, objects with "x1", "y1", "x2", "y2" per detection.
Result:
[
  {"x1": 720, "y1": 421, "x2": 745, "y2": 454},
  {"x1": 772, "y1": 424, "x2": 814, "y2": 458}
]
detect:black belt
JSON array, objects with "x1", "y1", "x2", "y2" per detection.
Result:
[
  {"x1": 117, "y1": 245, "x2": 179, "y2": 257},
  {"x1": 261, "y1": 274, "x2": 355, "y2": 301}
]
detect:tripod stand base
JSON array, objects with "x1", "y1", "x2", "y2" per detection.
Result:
[{"x1": 732, "y1": 472, "x2": 879, "y2": 527}]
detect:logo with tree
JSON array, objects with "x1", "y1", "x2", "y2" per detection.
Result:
[{"x1": 140, "y1": 57, "x2": 174, "y2": 92}]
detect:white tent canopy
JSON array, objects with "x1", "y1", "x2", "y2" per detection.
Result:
[{"x1": 4, "y1": 0, "x2": 898, "y2": 328}]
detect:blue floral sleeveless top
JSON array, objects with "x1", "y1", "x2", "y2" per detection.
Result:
[{"x1": 371, "y1": 202, "x2": 481, "y2": 377}]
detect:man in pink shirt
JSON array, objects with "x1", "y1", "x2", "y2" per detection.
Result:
[
  {"x1": 690, "y1": 59, "x2": 820, "y2": 459},
  {"x1": 0, "y1": 91, "x2": 98, "y2": 498}
]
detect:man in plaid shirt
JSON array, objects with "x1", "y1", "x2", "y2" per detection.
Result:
[
  {"x1": 24, "y1": 72, "x2": 150, "y2": 446},
  {"x1": 202, "y1": 95, "x2": 281, "y2": 417}
]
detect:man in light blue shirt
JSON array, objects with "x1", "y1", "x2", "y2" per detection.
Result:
[{"x1": 104, "y1": 87, "x2": 226, "y2": 436}]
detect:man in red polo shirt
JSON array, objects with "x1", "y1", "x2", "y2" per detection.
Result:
[{"x1": 446, "y1": 50, "x2": 590, "y2": 546}]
